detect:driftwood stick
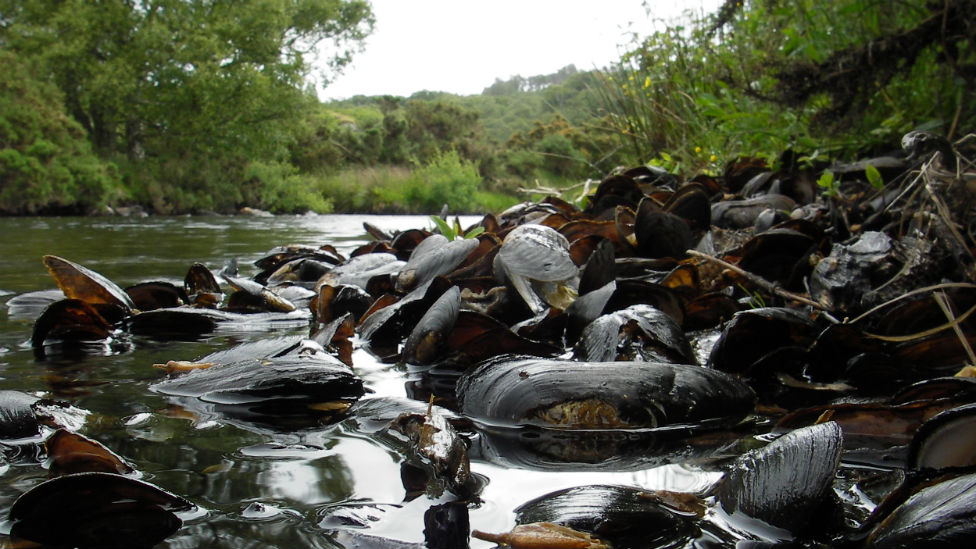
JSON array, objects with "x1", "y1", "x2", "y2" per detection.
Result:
[{"x1": 686, "y1": 249, "x2": 828, "y2": 311}]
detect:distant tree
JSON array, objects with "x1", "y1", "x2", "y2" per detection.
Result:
[
  {"x1": 0, "y1": 50, "x2": 116, "y2": 214},
  {"x1": 0, "y1": 0, "x2": 373, "y2": 212}
]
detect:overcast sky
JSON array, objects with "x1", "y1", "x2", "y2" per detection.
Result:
[{"x1": 317, "y1": 0, "x2": 721, "y2": 100}]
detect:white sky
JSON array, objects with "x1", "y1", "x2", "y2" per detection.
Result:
[{"x1": 317, "y1": 0, "x2": 721, "y2": 100}]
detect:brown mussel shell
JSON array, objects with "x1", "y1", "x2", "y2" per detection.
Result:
[{"x1": 42, "y1": 255, "x2": 134, "y2": 320}]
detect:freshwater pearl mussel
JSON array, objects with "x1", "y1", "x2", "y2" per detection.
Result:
[{"x1": 7, "y1": 135, "x2": 976, "y2": 548}]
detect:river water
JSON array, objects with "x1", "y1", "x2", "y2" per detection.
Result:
[{"x1": 0, "y1": 215, "x2": 722, "y2": 548}]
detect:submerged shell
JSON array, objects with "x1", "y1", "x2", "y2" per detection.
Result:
[
  {"x1": 9, "y1": 472, "x2": 194, "y2": 549},
  {"x1": 717, "y1": 421, "x2": 843, "y2": 534},
  {"x1": 457, "y1": 357, "x2": 754, "y2": 429},
  {"x1": 0, "y1": 390, "x2": 41, "y2": 440},
  {"x1": 31, "y1": 299, "x2": 112, "y2": 347},
  {"x1": 512, "y1": 485, "x2": 699, "y2": 547},
  {"x1": 151, "y1": 355, "x2": 363, "y2": 407}
]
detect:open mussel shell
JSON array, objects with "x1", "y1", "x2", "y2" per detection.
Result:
[
  {"x1": 9, "y1": 472, "x2": 195, "y2": 549},
  {"x1": 42, "y1": 255, "x2": 134, "y2": 320},
  {"x1": 183, "y1": 262, "x2": 222, "y2": 307},
  {"x1": 512, "y1": 485, "x2": 699, "y2": 549},
  {"x1": 867, "y1": 471, "x2": 976, "y2": 548},
  {"x1": 222, "y1": 275, "x2": 296, "y2": 313},
  {"x1": 457, "y1": 356, "x2": 754, "y2": 430},
  {"x1": 31, "y1": 298, "x2": 112, "y2": 348},
  {"x1": 46, "y1": 429, "x2": 134, "y2": 476},
  {"x1": 907, "y1": 403, "x2": 976, "y2": 471},
  {"x1": 717, "y1": 421, "x2": 843, "y2": 535},
  {"x1": 574, "y1": 304, "x2": 693, "y2": 363}
]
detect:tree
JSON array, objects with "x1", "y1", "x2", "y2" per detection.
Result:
[
  {"x1": 0, "y1": 50, "x2": 117, "y2": 214},
  {"x1": 0, "y1": 0, "x2": 373, "y2": 212}
]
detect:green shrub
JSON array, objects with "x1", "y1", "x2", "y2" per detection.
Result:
[{"x1": 404, "y1": 149, "x2": 481, "y2": 213}]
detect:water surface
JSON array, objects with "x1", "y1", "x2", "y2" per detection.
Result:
[{"x1": 0, "y1": 215, "x2": 721, "y2": 548}]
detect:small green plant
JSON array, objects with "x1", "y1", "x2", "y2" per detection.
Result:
[
  {"x1": 816, "y1": 170, "x2": 838, "y2": 198},
  {"x1": 864, "y1": 163, "x2": 884, "y2": 190},
  {"x1": 429, "y1": 215, "x2": 485, "y2": 240}
]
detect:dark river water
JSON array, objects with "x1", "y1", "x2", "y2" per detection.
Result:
[{"x1": 0, "y1": 215, "x2": 722, "y2": 548}]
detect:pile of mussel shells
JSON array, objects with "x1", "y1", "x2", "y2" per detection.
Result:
[{"x1": 6, "y1": 131, "x2": 976, "y2": 548}]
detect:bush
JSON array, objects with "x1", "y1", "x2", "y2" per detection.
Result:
[
  {"x1": 403, "y1": 149, "x2": 481, "y2": 214},
  {"x1": 0, "y1": 50, "x2": 118, "y2": 214}
]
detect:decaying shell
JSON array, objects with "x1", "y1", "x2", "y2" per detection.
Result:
[{"x1": 495, "y1": 224, "x2": 579, "y2": 314}]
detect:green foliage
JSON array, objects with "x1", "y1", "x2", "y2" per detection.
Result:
[
  {"x1": 403, "y1": 149, "x2": 482, "y2": 214},
  {"x1": 816, "y1": 171, "x2": 838, "y2": 198},
  {"x1": 864, "y1": 163, "x2": 884, "y2": 190},
  {"x1": 0, "y1": 50, "x2": 118, "y2": 214},
  {"x1": 0, "y1": 0, "x2": 373, "y2": 214},
  {"x1": 429, "y1": 215, "x2": 484, "y2": 240},
  {"x1": 597, "y1": 0, "x2": 973, "y2": 169}
]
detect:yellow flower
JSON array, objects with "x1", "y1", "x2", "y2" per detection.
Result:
[
  {"x1": 709, "y1": 154, "x2": 717, "y2": 162},
  {"x1": 643, "y1": 76, "x2": 651, "y2": 89},
  {"x1": 694, "y1": 146, "x2": 702, "y2": 154}
]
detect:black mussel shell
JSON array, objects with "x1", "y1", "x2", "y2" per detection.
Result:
[
  {"x1": 737, "y1": 228, "x2": 818, "y2": 290},
  {"x1": 9, "y1": 472, "x2": 195, "y2": 549},
  {"x1": 908, "y1": 403, "x2": 976, "y2": 471},
  {"x1": 0, "y1": 390, "x2": 41, "y2": 440},
  {"x1": 664, "y1": 182, "x2": 711, "y2": 234},
  {"x1": 124, "y1": 281, "x2": 187, "y2": 311},
  {"x1": 711, "y1": 194, "x2": 796, "y2": 229},
  {"x1": 634, "y1": 197, "x2": 693, "y2": 259},
  {"x1": 867, "y1": 471, "x2": 976, "y2": 548},
  {"x1": 513, "y1": 485, "x2": 699, "y2": 549},
  {"x1": 46, "y1": 429, "x2": 134, "y2": 476},
  {"x1": 584, "y1": 174, "x2": 644, "y2": 216},
  {"x1": 708, "y1": 307, "x2": 820, "y2": 374},
  {"x1": 576, "y1": 236, "x2": 615, "y2": 295},
  {"x1": 718, "y1": 422, "x2": 843, "y2": 534},
  {"x1": 574, "y1": 304, "x2": 693, "y2": 363},
  {"x1": 402, "y1": 286, "x2": 461, "y2": 365},
  {"x1": 151, "y1": 355, "x2": 363, "y2": 414},
  {"x1": 397, "y1": 235, "x2": 478, "y2": 293},
  {"x1": 457, "y1": 356, "x2": 754, "y2": 429}
]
